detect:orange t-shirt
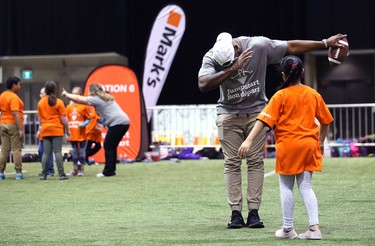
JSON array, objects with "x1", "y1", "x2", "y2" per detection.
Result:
[
  {"x1": 0, "y1": 90, "x2": 24, "y2": 124},
  {"x1": 66, "y1": 103, "x2": 91, "y2": 141},
  {"x1": 86, "y1": 107, "x2": 103, "y2": 142},
  {"x1": 257, "y1": 85, "x2": 334, "y2": 175},
  {"x1": 38, "y1": 96, "x2": 67, "y2": 137}
]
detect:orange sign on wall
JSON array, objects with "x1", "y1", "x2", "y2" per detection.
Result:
[{"x1": 84, "y1": 65, "x2": 143, "y2": 162}]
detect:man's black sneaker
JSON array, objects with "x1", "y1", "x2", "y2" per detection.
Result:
[
  {"x1": 246, "y1": 209, "x2": 265, "y2": 228},
  {"x1": 39, "y1": 173, "x2": 47, "y2": 180},
  {"x1": 227, "y1": 210, "x2": 245, "y2": 229},
  {"x1": 59, "y1": 174, "x2": 69, "y2": 180}
]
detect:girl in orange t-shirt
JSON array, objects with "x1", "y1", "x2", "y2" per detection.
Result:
[
  {"x1": 37, "y1": 87, "x2": 55, "y2": 176},
  {"x1": 66, "y1": 87, "x2": 91, "y2": 176},
  {"x1": 84, "y1": 106, "x2": 104, "y2": 165},
  {"x1": 38, "y1": 80, "x2": 70, "y2": 180},
  {"x1": 238, "y1": 56, "x2": 333, "y2": 240}
]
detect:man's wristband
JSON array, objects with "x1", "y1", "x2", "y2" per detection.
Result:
[{"x1": 322, "y1": 39, "x2": 328, "y2": 48}]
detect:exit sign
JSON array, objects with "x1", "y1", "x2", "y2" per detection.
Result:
[{"x1": 22, "y1": 69, "x2": 33, "y2": 79}]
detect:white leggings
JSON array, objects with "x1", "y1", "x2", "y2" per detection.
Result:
[{"x1": 279, "y1": 171, "x2": 319, "y2": 228}]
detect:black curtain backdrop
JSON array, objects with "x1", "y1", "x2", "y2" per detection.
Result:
[{"x1": 1, "y1": 0, "x2": 374, "y2": 105}]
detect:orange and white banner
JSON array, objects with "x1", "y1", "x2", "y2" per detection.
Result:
[
  {"x1": 142, "y1": 4, "x2": 185, "y2": 122},
  {"x1": 84, "y1": 65, "x2": 145, "y2": 162}
]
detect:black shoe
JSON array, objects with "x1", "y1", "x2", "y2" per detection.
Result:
[
  {"x1": 246, "y1": 209, "x2": 265, "y2": 228},
  {"x1": 227, "y1": 210, "x2": 245, "y2": 229},
  {"x1": 59, "y1": 174, "x2": 69, "y2": 180},
  {"x1": 39, "y1": 173, "x2": 47, "y2": 180}
]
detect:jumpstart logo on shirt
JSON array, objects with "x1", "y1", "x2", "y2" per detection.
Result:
[{"x1": 226, "y1": 79, "x2": 260, "y2": 100}]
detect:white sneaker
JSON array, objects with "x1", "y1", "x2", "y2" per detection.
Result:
[
  {"x1": 67, "y1": 170, "x2": 78, "y2": 177},
  {"x1": 96, "y1": 173, "x2": 105, "y2": 177},
  {"x1": 298, "y1": 229, "x2": 322, "y2": 240},
  {"x1": 78, "y1": 170, "x2": 84, "y2": 176},
  {"x1": 275, "y1": 228, "x2": 297, "y2": 239}
]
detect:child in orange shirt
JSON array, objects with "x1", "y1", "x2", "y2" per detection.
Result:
[
  {"x1": 66, "y1": 87, "x2": 91, "y2": 176},
  {"x1": 238, "y1": 56, "x2": 333, "y2": 240},
  {"x1": 83, "y1": 107, "x2": 104, "y2": 165},
  {"x1": 0, "y1": 76, "x2": 24, "y2": 180},
  {"x1": 37, "y1": 87, "x2": 55, "y2": 176},
  {"x1": 38, "y1": 80, "x2": 69, "y2": 180}
]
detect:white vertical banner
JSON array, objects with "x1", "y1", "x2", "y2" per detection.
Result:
[{"x1": 142, "y1": 5, "x2": 185, "y2": 122}]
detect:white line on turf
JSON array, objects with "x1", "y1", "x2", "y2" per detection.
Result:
[{"x1": 264, "y1": 170, "x2": 275, "y2": 178}]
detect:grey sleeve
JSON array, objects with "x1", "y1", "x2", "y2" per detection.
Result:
[
  {"x1": 86, "y1": 96, "x2": 101, "y2": 107},
  {"x1": 265, "y1": 38, "x2": 288, "y2": 65},
  {"x1": 198, "y1": 50, "x2": 217, "y2": 78}
]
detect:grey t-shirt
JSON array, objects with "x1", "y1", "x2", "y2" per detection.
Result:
[
  {"x1": 87, "y1": 96, "x2": 130, "y2": 127},
  {"x1": 198, "y1": 36, "x2": 287, "y2": 114}
]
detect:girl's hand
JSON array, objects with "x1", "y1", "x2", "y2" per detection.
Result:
[
  {"x1": 61, "y1": 88, "x2": 67, "y2": 97},
  {"x1": 237, "y1": 139, "x2": 253, "y2": 159}
]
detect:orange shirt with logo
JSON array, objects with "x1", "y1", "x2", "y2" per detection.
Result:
[
  {"x1": 257, "y1": 85, "x2": 333, "y2": 175},
  {"x1": 38, "y1": 96, "x2": 67, "y2": 137},
  {"x1": 66, "y1": 103, "x2": 91, "y2": 141},
  {"x1": 86, "y1": 107, "x2": 103, "y2": 142},
  {"x1": 0, "y1": 90, "x2": 24, "y2": 124}
]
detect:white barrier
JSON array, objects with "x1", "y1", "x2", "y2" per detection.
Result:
[
  {"x1": 150, "y1": 104, "x2": 219, "y2": 148},
  {"x1": 149, "y1": 103, "x2": 375, "y2": 148},
  {"x1": 22, "y1": 110, "x2": 71, "y2": 153},
  {"x1": 327, "y1": 103, "x2": 375, "y2": 145},
  {"x1": 19, "y1": 104, "x2": 375, "y2": 153}
]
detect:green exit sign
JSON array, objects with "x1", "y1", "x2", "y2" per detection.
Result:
[{"x1": 22, "y1": 69, "x2": 33, "y2": 79}]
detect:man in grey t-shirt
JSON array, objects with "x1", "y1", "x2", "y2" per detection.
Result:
[{"x1": 198, "y1": 32, "x2": 346, "y2": 229}]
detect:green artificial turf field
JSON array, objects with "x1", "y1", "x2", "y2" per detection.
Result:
[{"x1": 1, "y1": 158, "x2": 374, "y2": 245}]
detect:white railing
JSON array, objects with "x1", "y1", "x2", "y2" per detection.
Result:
[
  {"x1": 20, "y1": 104, "x2": 375, "y2": 153},
  {"x1": 327, "y1": 104, "x2": 375, "y2": 145},
  {"x1": 22, "y1": 110, "x2": 71, "y2": 153},
  {"x1": 149, "y1": 103, "x2": 375, "y2": 148},
  {"x1": 150, "y1": 104, "x2": 219, "y2": 148}
]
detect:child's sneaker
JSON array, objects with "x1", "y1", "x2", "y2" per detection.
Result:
[
  {"x1": 275, "y1": 227, "x2": 297, "y2": 239},
  {"x1": 0, "y1": 173, "x2": 6, "y2": 180},
  {"x1": 78, "y1": 170, "x2": 84, "y2": 176},
  {"x1": 68, "y1": 170, "x2": 78, "y2": 176},
  {"x1": 15, "y1": 173, "x2": 24, "y2": 180},
  {"x1": 298, "y1": 229, "x2": 322, "y2": 240}
]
